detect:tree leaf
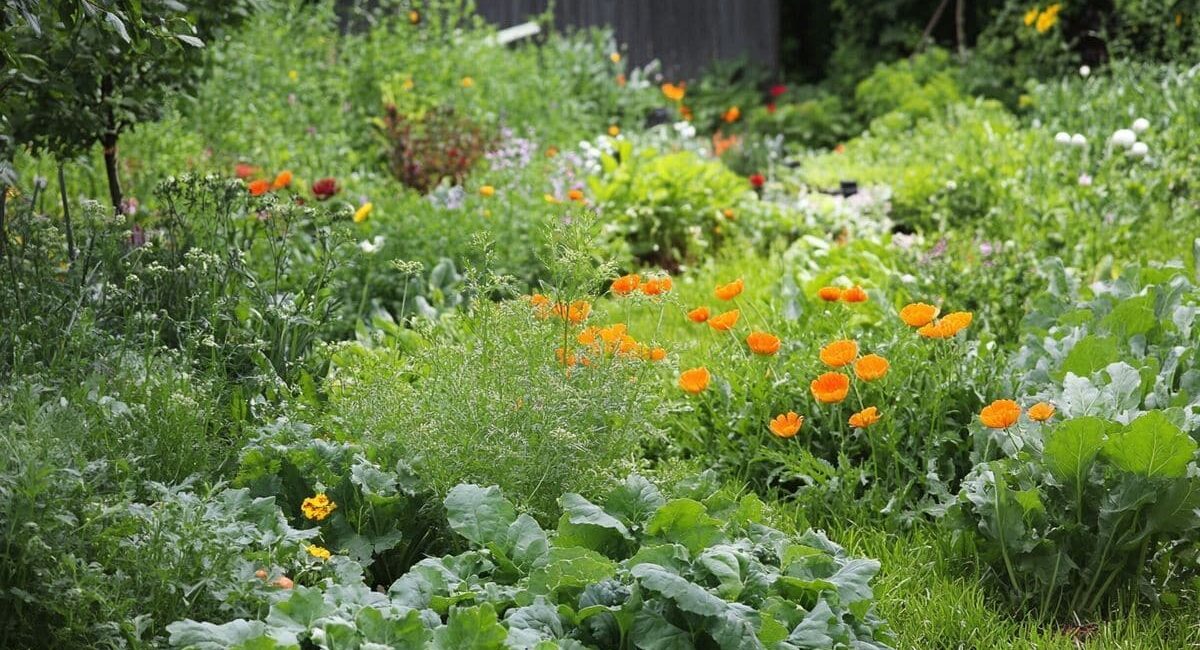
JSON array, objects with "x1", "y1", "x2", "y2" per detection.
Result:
[{"x1": 176, "y1": 33, "x2": 205, "y2": 48}]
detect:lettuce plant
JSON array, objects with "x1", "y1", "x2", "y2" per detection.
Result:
[{"x1": 168, "y1": 474, "x2": 893, "y2": 649}]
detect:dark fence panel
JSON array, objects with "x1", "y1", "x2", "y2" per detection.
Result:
[{"x1": 474, "y1": 0, "x2": 779, "y2": 80}]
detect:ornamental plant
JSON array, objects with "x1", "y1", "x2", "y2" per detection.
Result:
[{"x1": 167, "y1": 474, "x2": 893, "y2": 649}]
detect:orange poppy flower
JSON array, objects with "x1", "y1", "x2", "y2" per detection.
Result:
[
  {"x1": 642, "y1": 276, "x2": 672, "y2": 296},
  {"x1": 722, "y1": 208, "x2": 735, "y2": 219},
  {"x1": 556, "y1": 347, "x2": 580, "y2": 366},
  {"x1": 679, "y1": 105, "x2": 694, "y2": 121},
  {"x1": 746, "y1": 331, "x2": 781, "y2": 356},
  {"x1": 817, "y1": 286, "x2": 842, "y2": 302},
  {"x1": 853, "y1": 354, "x2": 889, "y2": 381},
  {"x1": 247, "y1": 179, "x2": 271, "y2": 196},
  {"x1": 479, "y1": 185, "x2": 495, "y2": 197},
  {"x1": 941, "y1": 311, "x2": 973, "y2": 333},
  {"x1": 917, "y1": 321, "x2": 952, "y2": 339},
  {"x1": 769, "y1": 412, "x2": 803, "y2": 438},
  {"x1": 530, "y1": 293, "x2": 551, "y2": 308},
  {"x1": 607, "y1": 125, "x2": 620, "y2": 137},
  {"x1": 714, "y1": 278, "x2": 744, "y2": 301},
  {"x1": 899, "y1": 303, "x2": 939, "y2": 327},
  {"x1": 848, "y1": 406, "x2": 881, "y2": 429},
  {"x1": 708, "y1": 309, "x2": 740, "y2": 331},
  {"x1": 648, "y1": 347, "x2": 667, "y2": 362},
  {"x1": 687, "y1": 307, "x2": 710, "y2": 323},
  {"x1": 271, "y1": 170, "x2": 293, "y2": 190},
  {"x1": 235, "y1": 163, "x2": 257, "y2": 179},
  {"x1": 980, "y1": 399, "x2": 1021, "y2": 429},
  {"x1": 842, "y1": 285, "x2": 868, "y2": 303},
  {"x1": 819, "y1": 339, "x2": 858, "y2": 368},
  {"x1": 1028, "y1": 402, "x2": 1055, "y2": 422},
  {"x1": 679, "y1": 367, "x2": 710, "y2": 394},
  {"x1": 661, "y1": 82, "x2": 686, "y2": 102},
  {"x1": 722, "y1": 106, "x2": 741, "y2": 123},
  {"x1": 568, "y1": 189, "x2": 585, "y2": 202},
  {"x1": 611, "y1": 274, "x2": 641, "y2": 296},
  {"x1": 811, "y1": 372, "x2": 850, "y2": 404},
  {"x1": 553, "y1": 300, "x2": 591, "y2": 324},
  {"x1": 616, "y1": 73, "x2": 627, "y2": 87}
]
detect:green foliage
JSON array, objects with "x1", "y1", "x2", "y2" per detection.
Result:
[
  {"x1": 854, "y1": 49, "x2": 963, "y2": 130},
  {"x1": 167, "y1": 474, "x2": 893, "y2": 649},
  {"x1": 588, "y1": 140, "x2": 754, "y2": 268}
]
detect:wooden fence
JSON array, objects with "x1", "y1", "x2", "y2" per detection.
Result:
[{"x1": 472, "y1": 0, "x2": 779, "y2": 79}]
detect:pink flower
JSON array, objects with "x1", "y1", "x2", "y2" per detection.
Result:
[
  {"x1": 769, "y1": 84, "x2": 787, "y2": 98},
  {"x1": 312, "y1": 177, "x2": 339, "y2": 200}
]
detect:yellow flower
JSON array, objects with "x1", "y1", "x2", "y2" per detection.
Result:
[
  {"x1": 544, "y1": 193, "x2": 560, "y2": 204},
  {"x1": 353, "y1": 202, "x2": 374, "y2": 224},
  {"x1": 288, "y1": 69, "x2": 299, "y2": 82},
  {"x1": 402, "y1": 77, "x2": 415, "y2": 91},
  {"x1": 1023, "y1": 7, "x2": 1039, "y2": 26},
  {"x1": 610, "y1": 52, "x2": 621, "y2": 64},
  {"x1": 479, "y1": 185, "x2": 495, "y2": 198},
  {"x1": 461, "y1": 76, "x2": 475, "y2": 88},
  {"x1": 1036, "y1": 4, "x2": 1061, "y2": 33},
  {"x1": 307, "y1": 545, "x2": 332, "y2": 561},
  {"x1": 608, "y1": 125, "x2": 620, "y2": 137},
  {"x1": 300, "y1": 493, "x2": 337, "y2": 521}
]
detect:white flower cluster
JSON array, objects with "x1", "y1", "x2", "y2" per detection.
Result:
[
  {"x1": 1110, "y1": 117, "x2": 1150, "y2": 158},
  {"x1": 1053, "y1": 131, "x2": 1087, "y2": 148}
]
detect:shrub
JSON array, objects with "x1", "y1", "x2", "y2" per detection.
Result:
[
  {"x1": 588, "y1": 140, "x2": 754, "y2": 268},
  {"x1": 378, "y1": 104, "x2": 493, "y2": 193},
  {"x1": 948, "y1": 261, "x2": 1200, "y2": 615},
  {"x1": 167, "y1": 473, "x2": 894, "y2": 649},
  {"x1": 854, "y1": 49, "x2": 963, "y2": 130}
]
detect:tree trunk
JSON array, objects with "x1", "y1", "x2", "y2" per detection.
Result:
[
  {"x1": 58, "y1": 163, "x2": 77, "y2": 263},
  {"x1": 102, "y1": 132, "x2": 122, "y2": 211}
]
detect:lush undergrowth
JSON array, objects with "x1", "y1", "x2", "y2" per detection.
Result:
[{"x1": 3, "y1": 1, "x2": 1200, "y2": 649}]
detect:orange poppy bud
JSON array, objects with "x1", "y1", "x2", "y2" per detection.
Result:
[
  {"x1": 271, "y1": 170, "x2": 293, "y2": 190},
  {"x1": 679, "y1": 367, "x2": 710, "y2": 394},
  {"x1": 817, "y1": 286, "x2": 842, "y2": 302},
  {"x1": 820, "y1": 339, "x2": 858, "y2": 368},
  {"x1": 611, "y1": 273, "x2": 641, "y2": 296},
  {"x1": 769, "y1": 412, "x2": 803, "y2": 438},
  {"x1": 687, "y1": 307, "x2": 710, "y2": 323},
  {"x1": 746, "y1": 331, "x2": 781, "y2": 356},
  {"x1": 722, "y1": 208, "x2": 735, "y2": 219},
  {"x1": 899, "y1": 303, "x2": 939, "y2": 327},
  {"x1": 714, "y1": 278, "x2": 744, "y2": 301},
  {"x1": 810, "y1": 372, "x2": 850, "y2": 404},
  {"x1": 707, "y1": 309, "x2": 740, "y2": 331},
  {"x1": 648, "y1": 347, "x2": 667, "y2": 362},
  {"x1": 722, "y1": 106, "x2": 741, "y2": 123},
  {"x1": 479, "y1": 185, "x2": 495, "y2": 197},
  {"x1": 980, "y1": 399, "x2": 1021, "y2": 429},
  {"x1": 568, "y1": 189, "x2": 585, "y2": 202},
  {"x1": 247, "y1": 179, "x2": 271, "y2": 196},
  {"x1": 853, "y1": 354, "x2": 889, "y2": 381},
  {"x1": 1028, "y1": 402, "x2": 1055, "y2": 422},
  {"x1": 849, "y1": 406, "x2": 881, "y2": 429},
  {"x1": 642, "y1": 276, "x2": 672, "y2": 296},
  {"x1": 842, "y1": 285, "x2": 868, "y2": 303}
]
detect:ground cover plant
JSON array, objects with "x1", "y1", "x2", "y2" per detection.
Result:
[{"x1": 4, "y1": 1, "x2": 1200, "y2": 648}]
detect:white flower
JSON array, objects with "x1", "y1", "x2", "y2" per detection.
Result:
[
  {"x1": 1079, "y1": 65, "x2": 1091, "y2": 77},
  {"x1": 358, "y1": 235, "x2": 385, "y2": 254},
  {"x1": 1078, "y1": 173, "x2": 1092, "y2": 186},
  {"x1": 1054, "y1": 131, "x2": 1071, "y2": 145},
  {"x1": 1132, "y1": 117, "x2": 1150, "y2": 133},
  {"x1": 1110, "y1": 128, "x2": 1137, "y2": 148},
  {"x1": 1129, "y1": 141, "x2": 1149, "y2": 158},
  {"x1": 1070, "y1": 133, "x2": 1087, "y2": 147}
]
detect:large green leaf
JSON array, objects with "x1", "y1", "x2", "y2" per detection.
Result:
[
  {"x1": 1043, "y1": 417, "x2": 1112, "y2": 487},
  {"x1": 630, "y1": 564, "x2": 727, "y2": 617},
  {"x1": 1101, "y1": 294, "x2": 1157, "y2": 340},
  {"x1": 1059, "y1": 335, "x2": 1119, "y2": 379},
  {"x1": 354, "y1": 607, "x2": 429, "y2": 648},
  {"x1": 527, "y1": 547, "x2": 617, "y2": 596},
  {"x1": 433, "y1": 604, "x2": 509, "y2": 650},
  {"x1": 630, "y1": 607, "x2": 695, "y2": 650},
  {"x1": 605, "y1": 474, "x2": 666, "y2": 527},
  {"x1": 444, "y1": 484, "x2": 517, "y2": 546},
  {"x1": 1103, "y1": 410, "x2": 1197, "y2": 478},
  {"x1": 646, "y1": 499, "x2": 725, "y2": 555}
]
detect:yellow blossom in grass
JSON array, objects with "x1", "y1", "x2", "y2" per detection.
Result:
[
  {"x1": 610, "y1": 52, "x2": 621, "y2": 63},
  {"x1": 461, "y1": 77, "x2": 475, "y2": 88},
  {"x1": 1036, "y1": 4, "x2": 1061, "y2": 33},
  {"x1": 1023, "y1": 7, "x2": 1039, "y2": 26},
  {"x1": 608, "y1": 125, "x2": 620, "y2": 137},
  {"x1": 301, "y1": 493, "x2": 337, "y2": 521},
  {"x1": 479, "y1": 185, "x2": 495, "y2": 198},
  {"x1": 307, "y1": 545, "x2": 331, "y2": 561},
  {"x1": 353, "y1": 202, "x2": 374, "y2": 224},
  {"x1": 544, "y1": 193, "x2": 560, "y2": 204},
  {"x1": 288, "y1": 69, "x2": 299, "y2": 82},
  {"x1": 402, "y1": 77, "x2": 415, "y2": 91}
]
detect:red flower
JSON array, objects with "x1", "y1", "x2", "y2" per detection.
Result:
[
  {"x1": 769, "y1": 84, "x2": 787, "y2": 98},
  {"x1": 749, "y1": 174, "x2": 765, "y2": 189},
  {"x1": 235, "y1": 163, "x2": 257, "y2": 179},
  {"x1": 312, "y1": 177, "x2": 339, "y2": 200}
]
